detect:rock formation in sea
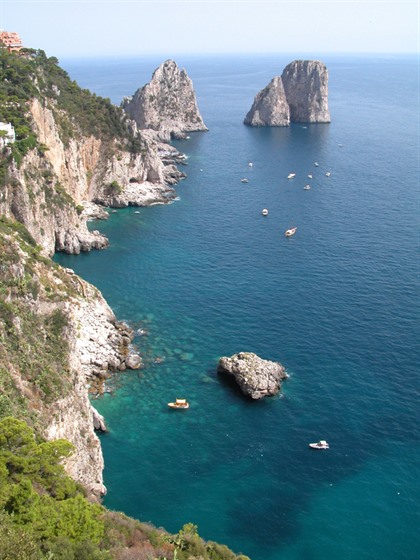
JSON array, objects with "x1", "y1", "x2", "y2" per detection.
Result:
[
  {"x1": 244, "y1": 76, "x2": 290, "y2": 126},
  {"x1": 281, "y1": 60, "x2": 331, "y2": 123},
  {"x1": 244, "y1": 59, "x2": 331, "y2": 126},
  {"x1": 121, "y1": 59, "x2": 208, "y2": 141},
  {"x1": 217, "y1": 352, "x2": 288, "y2": 399}
]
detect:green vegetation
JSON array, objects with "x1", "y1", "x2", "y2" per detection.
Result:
[
  {"x1": 0, "y1": 418, "x2": 250, "y2": 560},
  {"x1": 0, "y1": 218, "x2": 72, "y2": 416},
  {"x1": 0, "y1": 48, "x2": 143, "y2": 172}
]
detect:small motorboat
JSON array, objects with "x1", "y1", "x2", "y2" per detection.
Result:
[
  {"x1": 325, "y1": 172, "x2": 331, "y2": 177},
  {"x1": 303, "y1": 185, "x2": 311, "y2": 190},
  {"x1": 262, "y1": 209, "x2": 269, "y2": 216},
  {"x1": 168, "y1": 398, "x2": 189, "y2": 409},
  {"x1": 314, "y1": 162, "x2": 319, "y2": 167},
  {"x1": 287, "y1": 173, "x2": 296, "y2": 179},
  {"x1": 285, "y1": 227, "x2": 297, "y2": 237},
  {"x1": 309, "y1": 440, "x2": 329, "y2": 450},
  {"x1": 307, "y1": 174, "x2": 313, "y2": 179},
  {"x1": 248, "y1": 162, "x2": 253, "y2": 167},
  {"x1": 241, "y1": 178, "x2": 249, "y2": 183}
]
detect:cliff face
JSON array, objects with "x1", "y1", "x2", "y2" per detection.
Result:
[
  {"x1": 122, "y1": 59, "x2": 208, "y2": 141},
  {"x1": 0, "y1": 98, "x2": 185, "y2": 257},
  {"x1": 244, "y1": 59, "x2": 330, "y2": 126},
  {"x1": 282, "y1": 60, "x2": 330, "y2": 123},
  {"x1": 243, "y1": 76, "x2": 290, "y2": 126},
  {"x1": 0, "y1": 222, "x2": 141, "y2": 497}
]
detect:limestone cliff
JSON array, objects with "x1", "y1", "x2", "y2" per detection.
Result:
[
  {"x1": 244, "y1": 59, "x2": 330, "y2": 126},
  {"x1": 244, "y1": 76, "x2": 290, "y2": 127},
  {"x1": 122, "y1": 59, "x2": 208, "y2": 141},
  {"x1": 0, "y1": 221, "x2": 141, "y2": 497},
  {"x1": 282, "y1": 60, "x2": 330, "y2": 123},
  {"x1": 0, "y1": 98, "x2": 186, "y2": 257}
]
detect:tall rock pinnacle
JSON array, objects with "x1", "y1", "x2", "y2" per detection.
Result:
[
  {"x1": 281, "y1": 60, "x2": 330, "y2": 123},
  {"x1": 122, "y1": 59, "x2": 208, "y2": 141}
]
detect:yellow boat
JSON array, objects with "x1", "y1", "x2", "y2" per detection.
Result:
[{"x1": 168, "y1": 398, "x2": 189, "y2": 409}]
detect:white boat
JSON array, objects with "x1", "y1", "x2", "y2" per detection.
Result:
[
  {"x1": 307, "y1": 174, "x2": 313, "y2": 179},
  {"x1": 262, "y1": 209, "x2": 269, "y2": 216},
  {"x1": 287, "y1": 173, "x2": 296, "y2": 179},
  {"x1": 325, "y1": 172, "x2": 331, "y2": 177},
  {"x1": 314, "y1": 162, "x2": 319, "y2": 167},
  {"x1": 285, "y1": 227, "x2": 297, "y2": 237},
  {"x1": 241, "y1": 178, "x2": 249, "y2": 183},
  {"x1": 168, "y1": 398, "x2": 189, "y2": 410},
  {"x1": 309, "y1": 440, "x2": 329, "y2": 450},
  {"x1": 303, "y1": 185, "x2": 311, "y2": 190},
  {"x1": 248, "y1": 162, "x2": 253, "y2": 167}
]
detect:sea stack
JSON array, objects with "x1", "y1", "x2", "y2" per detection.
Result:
[
  {"x1": 244, "y1": 59, "x2": 330, "y2": 126},
  {"x1": 122, "y1": 59, "x2": 208, "y2": 141},
  {"x1": 281, "y1": 60, "x2": 330, "y2": 123},
  {"x1": 243, "y1": 76, "x2": 290, "y2": 127}
]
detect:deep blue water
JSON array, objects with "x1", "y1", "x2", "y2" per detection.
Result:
[{"x1": 56, "y1": 54, "x2": 419, "y2": 560}]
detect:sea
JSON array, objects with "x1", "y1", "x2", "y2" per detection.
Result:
[{"x1": 55, "y1": 53, "x2": 419, "y2": 560}]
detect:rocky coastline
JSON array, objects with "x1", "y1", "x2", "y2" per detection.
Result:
[{"x1": 0, "y1": 51, "x2": 203, "y2": 498}]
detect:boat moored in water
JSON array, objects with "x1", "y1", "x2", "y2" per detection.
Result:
[
  {"x1": 287, "y1": 173, "x2": 296, "y2": 179},
  {"x1": 241, "y1": 178, "x2": 249, "y2": 183},
  {"x1": 168, "y1": 398, "x2": 189, "y2": 409},
  {"x1": 285, "y1": 227, "x2": 297, "y2": 237},
  {"x1": 309, "y1": 440, "x2": 329, "y2": 450},
  {"x1": 262, "y1": 209, "x2": 269, "y2": 216}
]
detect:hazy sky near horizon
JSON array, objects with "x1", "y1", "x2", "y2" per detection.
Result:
[{"x1": 1, "y1": 0, "x2": 418, "y2": 58}]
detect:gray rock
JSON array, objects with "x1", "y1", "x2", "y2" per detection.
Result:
[
  {"x1": 244, "y1": 76, "x2": 290, "y2": 126},
  {"x1": 125, "y1": 353, "x2": 142, "y2": 369},
  {"x1": 244, "y1": 59, "x2": 330, "y2": 126},
  {"x1": 282, "y1": 60, "x2": 330, "y2": 123},
  {"x1": 91, "y1": 406, "x2": 107, "y2": 432},
  {"x1": 122, "y1": 59, "x2": 208, "y2": 141},
  {"x1": 217, "y1": 352, "x2": 287, "y2": 399}
]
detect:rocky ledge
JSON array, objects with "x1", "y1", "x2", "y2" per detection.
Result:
[
  {"x1": 122, "y1": 59, "x2": 208, "y2": 141},
  {"x1": 217, "y1": 352, "x2": 288, "y2": 399},
  {"x1": 244, "y1": 60, "x2": 330, "y2": 126}
]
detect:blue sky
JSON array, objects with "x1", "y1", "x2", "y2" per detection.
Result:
[{"x1": 1, "y1": 0, "x2": 418, "y2": 58}]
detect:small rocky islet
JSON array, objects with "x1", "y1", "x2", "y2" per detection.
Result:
[{"x1": 218, "y1": 352, "x2": 288, "y2": 399}]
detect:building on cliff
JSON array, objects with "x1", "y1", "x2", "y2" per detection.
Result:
[
  {"x1": 0, "y1": 30, "x2": 23, "y2": 52},
  {"x1": 0, "y1": 122, "x2": 16, "y2": 147}
]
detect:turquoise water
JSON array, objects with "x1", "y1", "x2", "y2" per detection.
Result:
[{"x1": 56, "y1": 55, "x2": 419, "y2": 559}]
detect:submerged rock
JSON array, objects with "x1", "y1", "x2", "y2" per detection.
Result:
[
  {"x1": 122, "y1": 59, "x2": 208, "y2": 141},
  {"x1": 217, "y1": 352, "x2": 287, "y2": 399}
]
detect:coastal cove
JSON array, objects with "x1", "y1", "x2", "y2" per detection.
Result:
[{"x1": 55, "y1": 54, "x2": 419, "y2": 560}]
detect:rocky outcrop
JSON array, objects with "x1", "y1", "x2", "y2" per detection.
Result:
[
  {"x1": 244, "y1": 77, "x2": 290, "y2": 126},
  {"x1": 244, "y1": 60, "x2": 330, "y2": 126},
  {"x1": 122, "y1": 59, "x2": 208, "y2": 141},
  {"x1": 0, "y1": 97, "x2": 186, "y2": 257},
  {"x1": 0, "y1": 227, "x2": 141, "y2": 498},
  {"x1": 46, "y1": 272, "x2": 142, "y2": 497},
  {"x1": 282, "y1": 60, "x2": 330, "y2": 123},
  {"x1": 217, "y1": 352, "x2": 287, "y2": 399}
]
